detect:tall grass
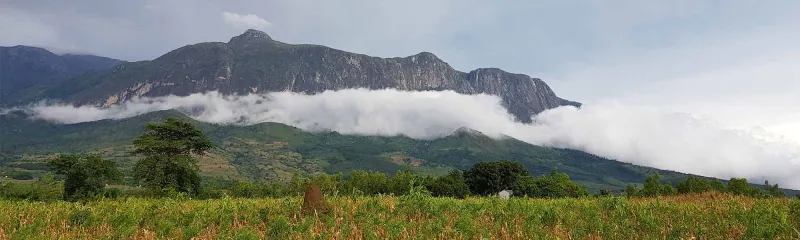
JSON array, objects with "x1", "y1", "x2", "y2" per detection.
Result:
[{"x1": 0, "y1": 192, "x2": 797, "y2": 239}]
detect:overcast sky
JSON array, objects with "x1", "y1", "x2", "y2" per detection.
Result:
[{"x1": 1, "y1": 0, "x2": 799, "y2": 144}]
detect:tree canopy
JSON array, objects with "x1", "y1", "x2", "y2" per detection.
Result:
[
  {"x1": 48, "y1": 154, "x2": 121, "y2": 201},
  {"x1": 131, "y1": 117, "x2": 212, "y2": 195},
  {"x1": 463, "y1": 160, "x2": 529, "y2": 195}
]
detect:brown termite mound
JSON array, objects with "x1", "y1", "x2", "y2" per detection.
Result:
[{"x1": 301, "y1": 182, "x2": 330, "y2": 216}]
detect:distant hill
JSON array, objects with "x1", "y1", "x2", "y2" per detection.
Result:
[
  {"x1": 4, "y1": 110, "x2": 794, "y2": 195},
  {"x1": 0, "y1": 46, "x2": 124, "y2": 105}
]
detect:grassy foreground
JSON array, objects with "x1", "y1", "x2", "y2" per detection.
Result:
[{"x1": 1, "y1": 192, "x2": 798, "y2": 239}]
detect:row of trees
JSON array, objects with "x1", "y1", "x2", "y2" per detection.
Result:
[
  {"x1": 624, "y1": 174, "x2": 785, "y2": 198},
  {"x1": 36, "y1": 117, "x2": 788, "y2": 201},
  {"x1": 43, "y1": 118, "x2": 588, "y2": 201},
  {"x1": 227, "y1": 161, "x2": 586, "y2": 199}
]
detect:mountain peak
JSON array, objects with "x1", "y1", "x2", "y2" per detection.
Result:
[
  {"x1": 453, "y1": 127, "x2": 485, "y2": 136},
  {"x1": 229, "y1": 29, "x2": 272, "y2": 44}
]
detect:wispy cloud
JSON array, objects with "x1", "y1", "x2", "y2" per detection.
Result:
[
  {"x1": 221, "y1": 12, "x2": 272, "y2": 30},
  {"x1": 9, "y1": 89, "x2": 800, "y2": 188}
]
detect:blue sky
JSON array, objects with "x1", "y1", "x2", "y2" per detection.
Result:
[{"x1": 1, "y1": 0, "x2": 799, "y2": 143}]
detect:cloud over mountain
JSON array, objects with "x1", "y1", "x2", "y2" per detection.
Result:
[
  {"x1": 9, "y1": 88, "x2": 800, "y2": 188},
  {"x1": 222, "y1": 12, "x2": 272, "y2": 30}
]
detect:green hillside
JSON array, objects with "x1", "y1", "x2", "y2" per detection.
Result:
[{"x1": 0, "y1": 110, "x2": 791, "y2": 194}]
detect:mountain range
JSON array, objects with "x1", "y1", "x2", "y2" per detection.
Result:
[
  {"x1": 2, "y1": 29, "x2": 577, "y2": 123},
  {"x1": 1, "y1": 30, "x2": 792, "y2": 194},
  {"x1": 0, "y1": 45, "x2": 124, "y2": 105}
]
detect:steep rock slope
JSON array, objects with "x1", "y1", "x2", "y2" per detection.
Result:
[
  {"x1": 28, "y1": 29, "x2": 578, "y2": 122},
  {"x1": 0, "y1": 46, "x2": 123, "y2": 104}
]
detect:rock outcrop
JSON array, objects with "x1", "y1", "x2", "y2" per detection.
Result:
[{"x1": 18, "y1": 29, "x2": 579, "y2": 122}]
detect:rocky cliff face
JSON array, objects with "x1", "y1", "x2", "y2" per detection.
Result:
[
  {"x1": 25, "y1": 29, "x2": 579, "y2": 122},
  {"x1": 0, "y1": 46, "x2": 124, "y2": 105}
]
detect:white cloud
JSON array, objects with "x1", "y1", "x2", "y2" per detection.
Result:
[
  {"x1": 8, "y1": 88, "x2": 800, "y2": 188},
  {"x1": 221, "y1": 12, "x2": 272, "y2": 30}
]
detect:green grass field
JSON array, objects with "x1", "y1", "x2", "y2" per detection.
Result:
[{"x1": 2, "y1": 192, "x2": 798, "y2": 239}]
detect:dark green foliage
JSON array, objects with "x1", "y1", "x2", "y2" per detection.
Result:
[
  {"x1": 626, "y1": 184, "x2": 639, "y2": 197},
  {"x1": 463, "y1": 161, "x2": 528, "y2": 195},
  {"x1": 598, "y1": 189, "x2": 612, "y2": 196},
  {"x1": 48, "y1": 154, "x2": 121, "y2": 201},
  {"x1": 512, "y1": 169, "x2": 588, "y2": 198},
  {"x1": 728, "y1": 178, "x2": 759, "y2": 196},
  {"x1": 131, "y1": 118, "x2": 212, "y2": 195},
  {"x1": 661, "y1": 182, "x2": 677, "y2": 196},
  {"x1": 7, "y1": 170, "x2": 34, "y2": 180},
  {"x1": 640, "y1": 174, "x2": 662, "y2": 197},
  {"x1": 710, "y1": 179, "x2": 726, "y2": 192},
  {"x1": 132, "y1": 117, "x2": 213, "y2": 156},
  {"x1": 68, "y1": 208, "x2": 92, "y2": 226},
  {"x1": 676, "y1": 176, "x2": 712, "y2": 194},
  {"x1": 511, "y1": 176, "x2": 541, "y2": 197},
  {"x1": 389, "y1": 169, "x2": 425, "y2": 195},
  {"x1": 311, "y1": 173, "x2": 344, "y2": 196},
  {"x1": 764, "y1": 180, "x2": 784, "y2": 197},
  {"x1": 344, "y1": 170, "x2": 390, "y2": 195},
  {"x1": 540, "y1": 169, "x2": 588, "y2": 198},
  {"x1": 426, "y1": 170, "x2": 470, "y2": 198},
  {"x1": 133, "y1": 155, "x2": 202, "y2": 195}
]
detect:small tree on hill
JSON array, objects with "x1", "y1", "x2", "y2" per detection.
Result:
[
  {"x1": 48, "y1": 154, "x2": 121, "y2": 201},
  {"x1": 131, "y1": 117, "x2": 212, "y2": 195}
]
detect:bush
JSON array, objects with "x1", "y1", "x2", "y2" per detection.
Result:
[
  {"x1": 48, "y1": 154, "x2": 121, "y2": 201},
  {"x1": 69, "y1": 208, "x2": 92, "y2": 226},
  {"x1": 390, "y1": 169, "x2": 423, "y2": 195},
  {"x1": 344, "y1": 170, "x2": 390, "y2": 195},
  {"x1": 427, "y1": 170, "x2": 470, "y2": 198}
]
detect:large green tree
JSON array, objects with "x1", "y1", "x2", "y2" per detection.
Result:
[
  {"x1": 48, "y1": 154, "x2": 121, "y2": 201},
  {"x1": 727, "y1": 178, "x2": 760, "y2": 196},
  {"x1": 463, "y1": 160, "x2": 529, "y2": 195},
  {"x1": 131, "y1": 117, "x2": 212, "y2": 195},
  {"x1": 640, "y1": 174, "x2": 662, "y2": 197},
  {"x1": 427, "y1": 170, "x2": 471, "y2": 198}
]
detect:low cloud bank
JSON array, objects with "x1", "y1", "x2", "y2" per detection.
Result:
[{"x1": 7, "y1": 89, "x2": 800, "y2": 188}]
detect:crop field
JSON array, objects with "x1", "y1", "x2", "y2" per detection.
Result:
[{"x1": 1, "y1": 192, "x2": 798, "y2": 240}]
